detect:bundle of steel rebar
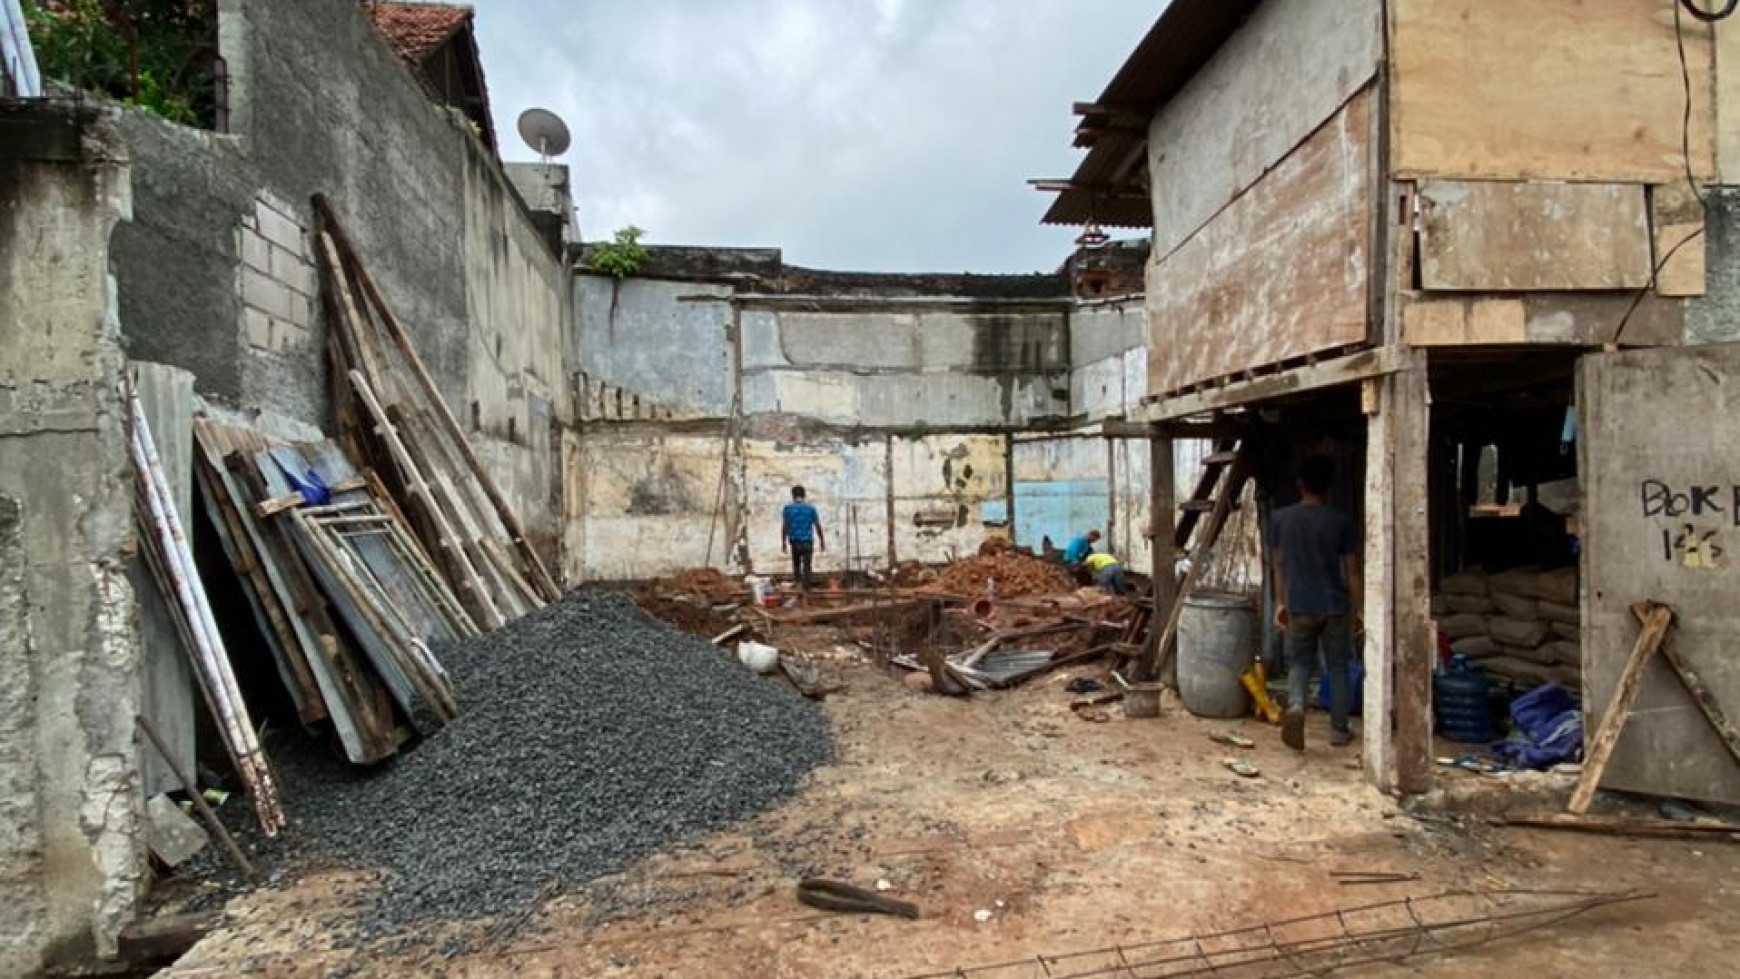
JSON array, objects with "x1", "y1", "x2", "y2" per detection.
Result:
[{"x1": 129, "y1": 389, "x2": 285, "y2": 835}]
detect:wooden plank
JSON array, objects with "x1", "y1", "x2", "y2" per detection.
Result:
[
  {"x1": 1570, "y1": 604, "x2": 1675, "y2": 814},
  {"x1": 1147, "y1": 0, "x2": 1382, "y2": 258},
  {"x1": 1401, "y1": 297, "x2": 1526, "y2": 346},
  {"x1": 1146, "y1": 88, "x2": 1373, "y2": 399},
  {"x1": 1390, "y1": 365, "x2": 1433, "y2": 794},
  {"x1": 218, "y1": 435, "x2": 401, "y2": 764},
  {"x1": 1579, "y1": 344, "x2": 1740, "y2": 806},
  {"x1": 1391, "y1": 0, "x2": 1715, "y2": 182},
  {"x1": 1361, "y1": 371, "x2": 1397, "y2": 790},
  {"x1": 1417, "y1": 181, "x2": 1651, "y2": 292},
  {"x1": 1136, "y1": 347, "x2": 1404, "y2": 425},
  {"x1": 1720, "y1": 13, "x2": 1740, "y2": 183},
  {"x1": 1634, "y1": 603, "x2": 1740, "y2": 771},
  {"x1": 1500, "y1": 812, "x2": 1740, "y2": 840},
  {"x1": 1400, "y1": 292, "x2": 1684, "y2": 348},
  {"x1": 1652, "y1": 183, "x2": 1707, "y2": 298},
  {"x1": 1143, "y1": 437, "x2": 1177, "y2": 686}
]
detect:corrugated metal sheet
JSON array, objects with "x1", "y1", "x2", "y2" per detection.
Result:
[{"x1": 1040, "y1": 0, "x2": 1263, "y2": 227}]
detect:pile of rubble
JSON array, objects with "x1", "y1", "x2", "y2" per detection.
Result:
[{"x1": 925, "y1": 552, "x2": 1075, "y2": 598}]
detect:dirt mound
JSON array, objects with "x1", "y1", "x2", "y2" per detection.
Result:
[
  {"x1": 669, "y1": 567, "x2": 739, "y2": 598},
  {"x1": 926, "y1": 552, "x2": 1073, "y2": 599}
]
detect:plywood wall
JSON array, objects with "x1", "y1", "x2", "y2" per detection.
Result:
[
  {"x1": 1416, "y1": 181, "x2": 1652, "y2": 292},
  {"x1": 1146, "y1": 89, "x2": 1373, "y2": 398},
  {"x1": 1391, "y1": 0, "x2": 1715, "y2": 182},
  {"x1": 1580, "y1": 344, "x2": 1740, "y2": 805},
  {"x1": 1147, "y1": 0, "x2": 1381, "y2": 259}
]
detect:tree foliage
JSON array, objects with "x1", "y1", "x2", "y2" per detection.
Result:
[
  {"x1": 589, "y1": 226, "x2": 649, "y2": 280},
  {"x1": 24, "y1": 0, "x2": 218, "y2": 127}
]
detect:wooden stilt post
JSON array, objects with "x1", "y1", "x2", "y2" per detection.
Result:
[{"x1": 1363, "y1": 356, "x2": 1433, "y2": 794}]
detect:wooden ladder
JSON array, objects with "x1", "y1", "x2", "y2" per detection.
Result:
[{"x1": 1131, "y1": 437, "x2": 1254, "y2": 683}]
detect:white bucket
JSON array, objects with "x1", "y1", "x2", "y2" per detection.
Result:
[{"x1": 737, "y1": 640, "x2": 780, "y2": 674}]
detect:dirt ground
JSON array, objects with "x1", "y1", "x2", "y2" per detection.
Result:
[{"x1": 158, "y1": 653, "x2": 1738, "y2": 979}]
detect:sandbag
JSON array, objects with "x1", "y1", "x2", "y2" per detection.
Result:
[
  {"x1": 1527, "y1": 568, "x2": 1578, "y2": 606},
  {"x1": 1492, "y1": 593, "x2": 1539, "y2": 620},
  {"x1": 1451, "y1": 635, "x2": 1501, "y2": 659},
  {"x1": 1444, "y1": 594, "x2": 1495, "y2": 615},
  {"x1": 1499, "y1": 643, "x2": 1559, "y2": 666},
  {"x1": 1542, "y1": 641, "x2": 1581, "y2": 667},
  {"x1": 1442, "y1": 572, "x2": 1488, "y2": 597},
  {"x1": 1439, "y1": 613, "x2": 1488, "y2": 640},
  {"x1": 1487, "y1": 567, "x2": 1540, "y2": 599},
  {"x1": 1489, "y1": 616, "x2": 1548, "y2": 648},
  {"x1": 1549, "y1": 620, "x2": 1579, "y2": 642},
  {"x1": 1537, "y1": 600, "x2": 1580, "y2": 626}
]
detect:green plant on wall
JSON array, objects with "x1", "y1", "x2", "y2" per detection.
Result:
[
  {"x1": 589, "y1": 226, "x2": 649, "y2": 279},
  {"x1": 24, "y1": 0, "x2": 217, "y2": 127}
]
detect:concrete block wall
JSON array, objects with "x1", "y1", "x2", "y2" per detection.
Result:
[
  {"x1": 238, "y1": 192, "x2": 318, "y2": 356},
  {"x1": 109, "y1": 0, "x2": 569, "y2": 562}
]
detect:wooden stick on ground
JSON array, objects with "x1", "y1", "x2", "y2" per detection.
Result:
[
  {"x1": 1569, "y1": 603, "x2": 1675, "y2": 814},
  {"x1": 137, "y1": 715, "x2": 258, "y2": 882},
  {"x1": 1502, "y1": 811, "x2": 1740, "y2": 840}
]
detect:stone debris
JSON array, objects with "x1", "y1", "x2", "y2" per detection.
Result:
[{"x1": 271, "y1": 590, "x2": 832, "y2": 936}]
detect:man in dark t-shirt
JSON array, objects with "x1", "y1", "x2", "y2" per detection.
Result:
[
  {"x1": 1268, "y1": 456, "x2": 1362, "y2": 751},
  {"x1": 781, "y1": 485, "x2": 825, "y2": 591}
]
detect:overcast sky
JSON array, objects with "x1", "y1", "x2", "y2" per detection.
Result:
[{"x1": 471, "y1": 1, "x2": 1160, "y2": 274}]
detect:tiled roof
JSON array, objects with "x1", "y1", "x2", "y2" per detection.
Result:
[{"x1": 366, "y1": 2, "x2": 473, "y2": 66}]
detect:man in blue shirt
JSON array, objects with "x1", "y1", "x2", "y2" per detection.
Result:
[
  {"x1": 781, "y1": 485, "x2": 826, "y2": 591},
  {"x1": 1269, "y1": 456, "x2": 1362, "y2": 751},
  {"x1": 1062, "y1": 529, "x2": 1100, "y2": 566}
]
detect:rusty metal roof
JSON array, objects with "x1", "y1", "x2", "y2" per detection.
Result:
[{"x1": 1038, "y1": 0, "x2": 1262, "y2": 227}]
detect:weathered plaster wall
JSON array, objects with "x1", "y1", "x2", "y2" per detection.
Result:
[
  {"x1": 0, "y1": 101, "x2": 144, "y2": 975},
  {"x1": 1070, "y1": 298, "x2": 1148, "y2": 421},
  {"x1": 739, "y1": 304, "x2": 1071, "y2": 429},
  {"x1": 564, "y1": 259, "x2": 1156, "y2": 582},
  {"x1": 109, "y1": 0, "x2": 566, "y2": 553}
]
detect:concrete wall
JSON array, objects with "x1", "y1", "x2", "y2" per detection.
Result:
[
  {"x1": 564, "y1": 258, "x2": 1159, "y2": 582},
  {"x1": 109, "y1": 0, "x2": 567, "y2": 554},
  {"x1": 0, "y1": 101, "x2": 144, "y2": 976}
]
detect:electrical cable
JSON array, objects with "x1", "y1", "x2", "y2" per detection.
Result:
[
  {"x1": 1615, "y1": 0, "x2": 1717, "y2": 344},
  {"x1": 1680, "y1": 0, "x2": 1739, "y2": 24}
]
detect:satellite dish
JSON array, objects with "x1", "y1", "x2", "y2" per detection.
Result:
[{"x1": 517, "y1": 107, "x2": 572, "y2": 162}]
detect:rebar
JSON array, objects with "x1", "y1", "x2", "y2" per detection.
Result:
[{"x1": 892, "y1": 889, "x2": 1650, "y2": 979}]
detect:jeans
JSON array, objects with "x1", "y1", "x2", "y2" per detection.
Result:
[
  {"x1": 789, "y1": 541, "x2": 814, "y2": 590},
  {"x1": 1285, "y1": 612, "x2": 1354, "y2": 733},
  {"x1": 1093, "y1": 565, "x2": 1129, "y2": 595}
]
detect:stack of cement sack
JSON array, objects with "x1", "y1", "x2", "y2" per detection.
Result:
[{"x1": 1433, "y1": 567, "x2": 1581, "y2": 693}]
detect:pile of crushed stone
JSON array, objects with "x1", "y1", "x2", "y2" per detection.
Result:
[{"x1": 269, "y1": 589, "x2": 832, "y2": 936}]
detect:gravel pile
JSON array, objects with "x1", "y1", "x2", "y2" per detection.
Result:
[{"x1": 278, "y1": 589, "x2": 832, "y2": 934}]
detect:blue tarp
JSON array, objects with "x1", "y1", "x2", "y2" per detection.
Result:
[{"x1": 1491, "y1": 683, "x2": 1582, "y2": 769}]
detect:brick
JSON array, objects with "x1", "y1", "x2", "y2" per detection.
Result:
[
  {"x1": 254, "y1": 198, "x2": 305, "y2": 253},
  {"x1": 271, "y1": 319, "x2": 311, "y2": 353},
  {"x1": 269, "y1": 244, "x2": 317, "y2": 297},
  {"x1": 243, "y1": 307, "x2": 273, "y2": 350},
  {"x1": 241, "y1": 267, "x2": 294, "y2": 321},
  {"x1": 240, "y1": 229, "x2": 271, "y2": 274},
  {"x1": 285, "y1": 292, "x2": 314, "y2": 329}
]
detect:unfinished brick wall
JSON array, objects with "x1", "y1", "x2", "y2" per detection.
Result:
[{"x1": 238, "y1": 192, "x2": 318, "y2": 355}]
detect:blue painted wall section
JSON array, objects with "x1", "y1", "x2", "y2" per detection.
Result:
[{"x1": 1010, "y1": 479, "x2": 1109, "y2": 553}]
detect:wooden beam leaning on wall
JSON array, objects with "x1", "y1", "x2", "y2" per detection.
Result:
[{"x1": 1361, "y1": 352, "x2": 1432, "y2": 795}]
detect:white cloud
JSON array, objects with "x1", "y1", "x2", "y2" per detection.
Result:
[{"x1": 473, "y1": 1, "x2": 1162, "y2": 272}]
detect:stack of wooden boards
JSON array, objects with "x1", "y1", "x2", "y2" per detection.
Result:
[
  {"x1": 313, "y1": 194, "x2": 561, "y2": 632},
  {"x1": 1434, "y1": 567, "x2": 1581, "y2": 693},
  {"x1": 192, "y1": 420, "x2": 467, "y2": 766},
  {"x1": 131, "y1": 197, "x2": 565, "y2": 833}
]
